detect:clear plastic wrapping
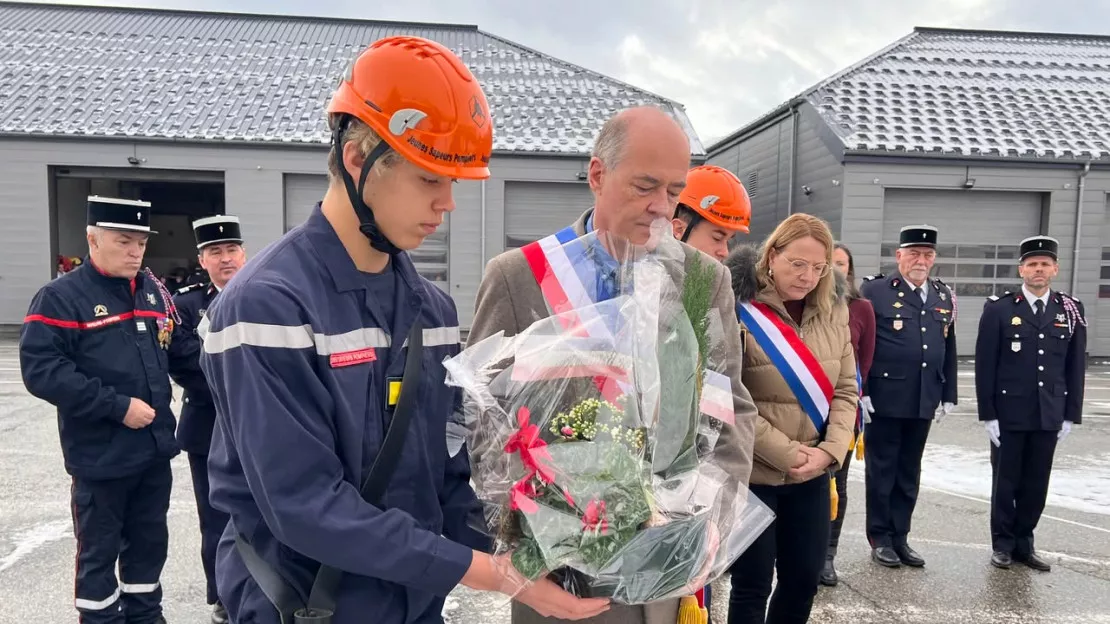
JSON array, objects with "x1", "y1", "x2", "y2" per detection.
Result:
[{"x1": 445, "y1": 221, "x2": 774, "y2": 604}]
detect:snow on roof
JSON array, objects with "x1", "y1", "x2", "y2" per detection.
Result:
[
  {"x1": 0, "y1": 2, "x2": 704, "y2": 156},
  {"x1": 715, "y1": 27, "x2": 1110, "y2": 161}
]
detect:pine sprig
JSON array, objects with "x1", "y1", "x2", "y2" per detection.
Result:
[{"x1": 681, "y1": 254, "x2": 716, "y2": 395}]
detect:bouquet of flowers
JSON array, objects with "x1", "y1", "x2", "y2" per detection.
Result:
[{"x1": 444, "y1": 222, "x2": 773, "y2": 604}]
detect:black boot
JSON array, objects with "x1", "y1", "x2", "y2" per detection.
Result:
[{"x1": 819, "y1": 556, "x2": 839, "y2": 586}]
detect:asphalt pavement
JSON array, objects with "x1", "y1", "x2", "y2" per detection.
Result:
[{"x1": 1, "y1": 341, "x2": 1108, "y2": 623}]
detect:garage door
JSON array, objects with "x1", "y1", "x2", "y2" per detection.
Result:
[
  {"x1": 282, "y1": 173, "x2": 449, "y2": 290},
  {"x1": 284, "y1": 174, "x2": 328, "y2": 230},
  {"x1": 879, "y1": 189, "x2": 1043, "y2": 355},
  {"x1": 504, "y1": 181, "x2": 595, "y2": 248}
]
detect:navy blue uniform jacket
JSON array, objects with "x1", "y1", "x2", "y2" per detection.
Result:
[
  {"x1": 861, "y1": 272, "x2": 958, "y2": 419},
  {"x1": 19, "y1": 261, "x2": 192, "y2": 479},
  {"x1": 200, "y1": 205, "x2": 490, "y2": 624},
  {"x1": 974, "y1": 290, "x2": 1086, "y2": 430},
  {"x1": 170, "y1": 282, "x2": 222, "y2": 455}
]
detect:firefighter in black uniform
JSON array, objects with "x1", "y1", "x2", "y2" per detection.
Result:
[
  {"x1": 860, "y1": 224, "x2": 958, "y2": 569},
  {"x1": 170, "y1": 215, "x2": 247, "y2": 624},
  {"x1": 975, "y1": 235, "x2": 1086, "y2": 572},
  {"x1": 20, "y1": 196, "x2": 199, "y2": 624}
]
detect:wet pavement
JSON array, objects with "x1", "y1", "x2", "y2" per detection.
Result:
[{"x1": 1, "y1": 342, "x2": 1108, "y2": 623}]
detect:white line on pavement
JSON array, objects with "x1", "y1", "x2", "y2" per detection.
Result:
[
  {"x1": 916, "y1": 484, "x2": 1110, "y2": 535},
  {"x1": 0, "y1": 519, "x2": 71, "y2": 574}
]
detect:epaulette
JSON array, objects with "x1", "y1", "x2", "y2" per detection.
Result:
[
  {"x1": 987, "y1": 290, "x2": 1014, "y2": 303},
  {"x1": 175, "y1": 282, "x2": 205, "y2": 296},
  {"x1": 862, "y1": 273, "x2": 884, "y2": 282}
]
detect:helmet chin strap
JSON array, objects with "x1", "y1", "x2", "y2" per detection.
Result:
[
  {"x1": 680, "y1": 211, "x2": 703, "y2": 243},
  {"x1": 333, "y1": 119, "x2": 401, "y2": 255}
]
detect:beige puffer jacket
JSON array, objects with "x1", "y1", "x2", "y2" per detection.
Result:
[{"x1": 724, "y1": 245, "x2": 859, "y2": 486}]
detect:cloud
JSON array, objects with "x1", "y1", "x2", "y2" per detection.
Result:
[{"x1": 21, "y1": 0, "x2": 1110, "y2": 147}]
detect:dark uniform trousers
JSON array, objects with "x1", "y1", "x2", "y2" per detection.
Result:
[
  {"x1": 188, "y1": 452, "x2": 230, "y2": 605},
  {"x1": 989, "y1": 431, "x2": 1057, "y2": 556},
  {"x1": 860, "y1": 272, "x2": 957, "y2": 550},
  {"x1": 863, "y1": 418, "x2": 932, "y2": 547},
  {"x1": 71, "y1": 463, "x2": 173, "y2": 624},
  {"x1": 975, "y1": 289, "x2": 1085, "y2": 557},
  {"x1": 170, "y1": 282, "x2": 230, "y2": 606}
]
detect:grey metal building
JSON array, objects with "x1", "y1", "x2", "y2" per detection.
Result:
[
  {"x1": 0, "y1": 2, "x2": 704, "y2": 329},
  {"x1": 708, "y1": 26, "x2": 1110, "y2": 356}
]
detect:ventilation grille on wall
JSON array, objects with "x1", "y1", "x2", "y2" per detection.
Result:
[{"x1": 746, "y1": 170, "x2": 759, "y2": 197}]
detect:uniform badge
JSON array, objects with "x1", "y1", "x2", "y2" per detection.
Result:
[
  {"x1": 147, "y1": 293, "x2": 157, "y2": 306},
  {"x1": 1011, "y1": 316, "x2": 1022, "y2": 326},
  {"x1": 940, "y1": 292, "x2": 947, "y2": 301},
  {"x1": 156, "y1": 317, "x2": 174, "y2": 350},
  {"x1": 1056, "y1": 313, "x2": 1066, "y2": 323},
  {"x1": 893, "y1": 319, "x2": 904, "y2": 331},
  {"x1": 93, "y1": 304, "x2": 108, "y2": 317},
  {"x1": 1011, "y1": 341, "x2": 1021, "y2": 353},
  {"x1": 893, "y1": 302, "x2": 903, "y2": 309}
]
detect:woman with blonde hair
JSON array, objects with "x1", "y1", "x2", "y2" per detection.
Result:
[{"x1": 723, "y1": 213, "x2": 858, "y2": 624}]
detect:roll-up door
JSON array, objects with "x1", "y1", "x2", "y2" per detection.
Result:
[
  {"x1": 879, "y1": 188, "x2": 1042, "y2": 355},
  {"x1": 504, "y1": 181, "x2": 595, "y2": 248}
]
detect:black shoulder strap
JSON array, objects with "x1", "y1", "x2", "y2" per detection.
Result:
[{"x1": 236, "y1": 317, "x2": 425, "y2": 623}]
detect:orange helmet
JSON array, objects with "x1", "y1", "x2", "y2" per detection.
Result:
[
  {"x1": 678, "y1": 165, "x2": 751, "y2": 234},
  {"x1": 327, "y1": 36, "x2": 493, "y2": 180}
]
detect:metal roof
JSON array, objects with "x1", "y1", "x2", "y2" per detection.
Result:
[
  {"x1": 713, "y1": 26, "x2": 1110, "y2": 161},
  {"x1": 0, "y1": 2, "x2": 704, "y2": 156}
]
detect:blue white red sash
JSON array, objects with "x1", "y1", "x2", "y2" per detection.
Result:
[
  {"x1": 737, "y1": 300, "x2": 834, "y2": 435},
  {"x1": 521, "y1": 226, "x2": 624, "y2": 403},
  {"x1": 521, "y1": 227, "x2": 735, "y2": 425},
  {"x1": 855, "y1": 364, "x2": 864, "y2": 434}
]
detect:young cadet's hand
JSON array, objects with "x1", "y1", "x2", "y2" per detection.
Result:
[
  {"x1": 514, "y1": 577, "x2": 611, "y2": 620},
  {"x1": 461, "y1": 552, "x2": 610, "y2": 620}
]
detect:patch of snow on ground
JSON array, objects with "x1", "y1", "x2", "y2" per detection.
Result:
[{"x1": 851, "y1": 443, "x2": 1110, "y2": 517}]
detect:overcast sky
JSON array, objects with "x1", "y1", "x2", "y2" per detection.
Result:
[{"x1": 27, "y1": 0, "x2": 1110, "y2": 145}]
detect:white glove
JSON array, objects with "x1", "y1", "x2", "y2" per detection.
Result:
[
  {"x1": 985, "y1": 420, "x2": 1001, "y2": 447},
  {"x1": 934, "y1": 402, "x2": 955, "y2": 423},
  {"x1": 860, "y1": 396, "x2": 874, "y2": 424},
  {"x1": 1058, "y1": 421, "x2": 1073, "y2": 442}
]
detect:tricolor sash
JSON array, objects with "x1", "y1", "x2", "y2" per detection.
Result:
[
  {"x1": 520, "y1": 227, "x2": 736, "y2": 425},
  {"x1": 521, "y1": 226, "x2": 624, "y2": 403},
  {"x1": 854, "y1": 364, "x2": 864, "y2": 433},
  {"x1": 737, "y1": 300, "x2": 834, "y2": 435}
]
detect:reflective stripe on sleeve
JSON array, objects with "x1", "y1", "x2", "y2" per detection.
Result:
[{"x1": 204, "y1": 321, "x2": 460, "y2": 355}]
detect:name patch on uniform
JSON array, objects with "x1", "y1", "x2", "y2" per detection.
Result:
[{"x1": 329, "y1": 348, "x2": 377, "y2": 368}]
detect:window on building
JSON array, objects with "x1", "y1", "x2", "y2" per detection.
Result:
[
  {"x1": 879, "y1": 243, "x2": 1022, "y2": 297},
  {"x1": 1099, "y1": 248, "x2": 1110, "y2": 298}
]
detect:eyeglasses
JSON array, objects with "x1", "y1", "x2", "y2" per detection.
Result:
[{"x1": 783, "y1": 257, "x2": 832, "y2": 278}]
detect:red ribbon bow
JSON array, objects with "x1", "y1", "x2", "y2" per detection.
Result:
[{"x1": 506, "y1": 407, "x2": 557, "y2": 514}]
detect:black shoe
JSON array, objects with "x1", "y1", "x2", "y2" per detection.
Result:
[
  {"x1": 212, "y1": 602, "x2": 229, "y2": 624},
  {"x1": 894, "y1": 544, "x2": 926, "y2": 567},
  {"x1": 990, "y1": 551, "x2": 1012, "y2": 569},
  {"x1": 872, "y1": 546, "x2": 901, "y2": 568},
  {"x1": 1015, "y1": 551, "x2": 1052, "y2": 572},
  {"x1": 819, "y1": 557, "x2": 839, "y2": 586}
]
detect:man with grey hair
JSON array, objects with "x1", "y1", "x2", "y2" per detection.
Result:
[
  {"x1": 21, "y1": 196, "x2": 197, "y2": 624},
  {"x1": 467, "y1": 106, "x2": 758, "y2": 624}
]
